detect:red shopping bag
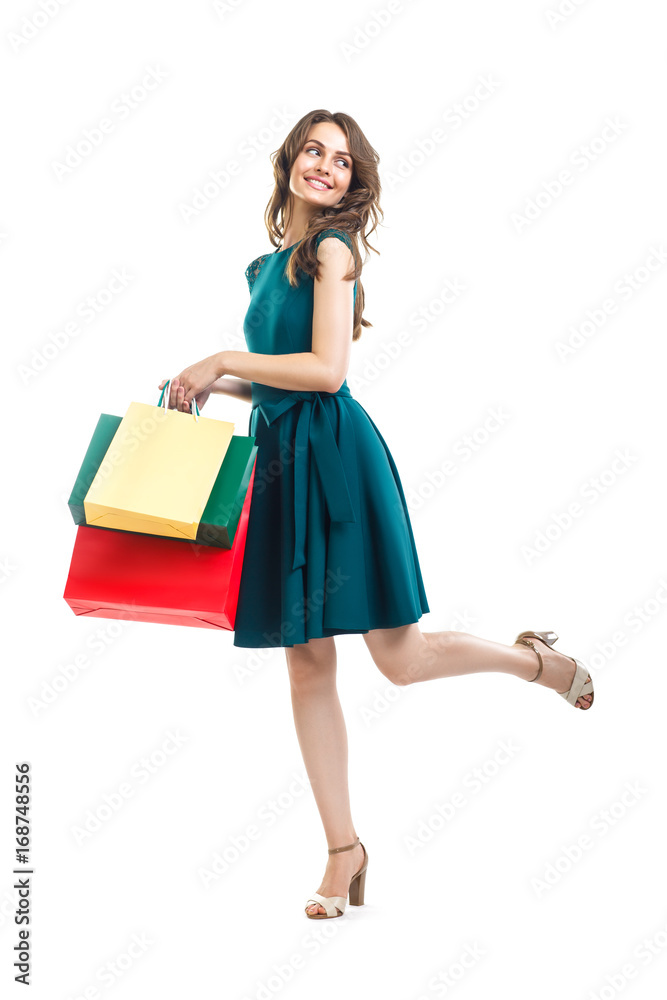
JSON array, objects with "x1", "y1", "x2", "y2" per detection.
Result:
[{"x1": 63, "y1": 462, "x2": 255, "y2": 630}]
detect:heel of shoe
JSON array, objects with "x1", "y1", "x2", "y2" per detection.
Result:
[
  {"x1": 348, "y1": 866, "x2": 367, "y2": 906},
  {"x1": 514, "y1": 629, "x2": 559, "y2": 648},
  {"x1": 534, "y1": 630, "x2": 558, "y2": 647}
]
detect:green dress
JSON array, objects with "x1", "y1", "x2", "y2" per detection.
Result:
[{"x1": 232, "y1": 228, "x2": 430, "y2": 647}]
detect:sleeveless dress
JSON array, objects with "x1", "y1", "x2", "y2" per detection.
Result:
[{"x1": 232, "y1": 227, "x2": 430, "y2": 647}]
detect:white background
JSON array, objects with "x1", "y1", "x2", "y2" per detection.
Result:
[{"x1": 2, "y1": 0, "x2": 666, "y2": 997}]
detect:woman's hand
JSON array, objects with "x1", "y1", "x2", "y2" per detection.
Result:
[
  {"x1": 158, "y1": 353, "x2": 226, "y2": 412},
  {"x1": 157, "y1": 379, "x2": 214, "y2": 413}
]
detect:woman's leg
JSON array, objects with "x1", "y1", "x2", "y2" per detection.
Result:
[
  {"x1": 285, "y1": 636, "x2": 366, "y2": 916},
  {"x1": 362, "y1": 625, "x2": 593, "y2": 708}
]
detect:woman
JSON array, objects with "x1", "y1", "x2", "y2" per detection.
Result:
[{"x1": 159, "y1": 109, "x2": 594, "y2": 921}]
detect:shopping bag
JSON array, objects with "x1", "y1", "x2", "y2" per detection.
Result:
[
  {"x1": 63, "y1": 460, "x2": 256, "y2": 630},
  {"x1": 194, "y1": 435, "x2": 258, "y2": 548},
  {"x1": 82, "y1": 383, "x2": 235, "y2": 540},
  {"x1": 68, "y1": 413, "x2": 122, "y2": 525},
  {"x1": 69, "y1": 412, "x2": 257, "y2": 548}
]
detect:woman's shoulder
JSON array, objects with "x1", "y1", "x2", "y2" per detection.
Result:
[
  {"x1": 315, "y1": 228, "x2": 354, "y2": 253},
  {"x1": 245, "y1": 229, "x2": 355, "y2": 292}
]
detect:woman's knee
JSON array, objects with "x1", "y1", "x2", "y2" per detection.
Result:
[
  {"x1": 285, "y1": 636, "x2": 336, "y2": 689},
  {"x1": 363, "y1": 625, "x2": 435, "y2": 686}
]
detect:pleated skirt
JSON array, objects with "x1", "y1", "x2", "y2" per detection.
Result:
[{"x1": 232, "y1": 391, "x2": 430, "y2": 648}]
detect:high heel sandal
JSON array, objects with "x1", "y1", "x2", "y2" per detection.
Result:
[
  {"x1": 304, "y1": 836, "x2": 369, "y2": 919},
  {"x1": 514, "y1": 630, "x2": 594, "y2": 709}
]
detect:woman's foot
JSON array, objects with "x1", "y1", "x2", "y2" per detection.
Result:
[
  {"x1": 515, "y1": 637, "x2": 593, "y2": 709},
  {"x1": 305, "y1": 842, "x2": 366, "y2": 916}
]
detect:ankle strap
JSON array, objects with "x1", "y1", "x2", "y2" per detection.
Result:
[
  {"x1": 328, "y1": 836, "x2": 360, "y2": 855},
  {"x1": 516, "y1": 637, "x2": 544, "y2": 682}
]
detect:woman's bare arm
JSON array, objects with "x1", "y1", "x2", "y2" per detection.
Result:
[{"x1": 209, "y1": 375, "x2": 253, "y2": 403}]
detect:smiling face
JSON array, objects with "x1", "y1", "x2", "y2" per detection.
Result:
[{"x1": 289, "y1": 121, "x2": 354, "y2": 209}]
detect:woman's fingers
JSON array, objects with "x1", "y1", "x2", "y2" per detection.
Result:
[
  {"x1": 158, "y1": 378, "x2": 177, "y2": 410},
  {"x1": 158, "y1": 375, "x2": 195, "y2": 411}
]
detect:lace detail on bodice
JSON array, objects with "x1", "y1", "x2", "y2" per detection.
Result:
[
  {"x1": 245, "y1": 252, "x2": 272, "y2": 293},
  {"x1": 316, "y1": 228, "x2": 354, "y2": 252}
]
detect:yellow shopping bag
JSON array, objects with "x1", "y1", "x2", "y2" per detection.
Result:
[{"x1": 83, "y1": 381, "x2": 235, "y2": 540}]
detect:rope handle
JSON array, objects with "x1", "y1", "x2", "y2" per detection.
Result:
[{"x1": 158, "y1": 379, "x2": 200, "y2": 422}]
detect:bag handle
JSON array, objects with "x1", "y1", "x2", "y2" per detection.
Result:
[{"x1": 157, "y1": 379, "x2": 200, "y2": 422}]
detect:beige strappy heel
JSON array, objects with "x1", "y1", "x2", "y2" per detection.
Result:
[
  {"x1": 514, "y1": 629, "x2": 594, "y2": 709},
  {"x1": 304, "y1": 836, "x2": 368, "y2": 919}
]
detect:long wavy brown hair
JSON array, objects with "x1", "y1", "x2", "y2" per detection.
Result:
[{"x1": 263, "y1": 110, "x2": 383, "y2": 342}]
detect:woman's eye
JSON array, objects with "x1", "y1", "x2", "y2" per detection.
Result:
[{"x1": 305, "y1": 147, "x2": 349, "y2": 168}]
